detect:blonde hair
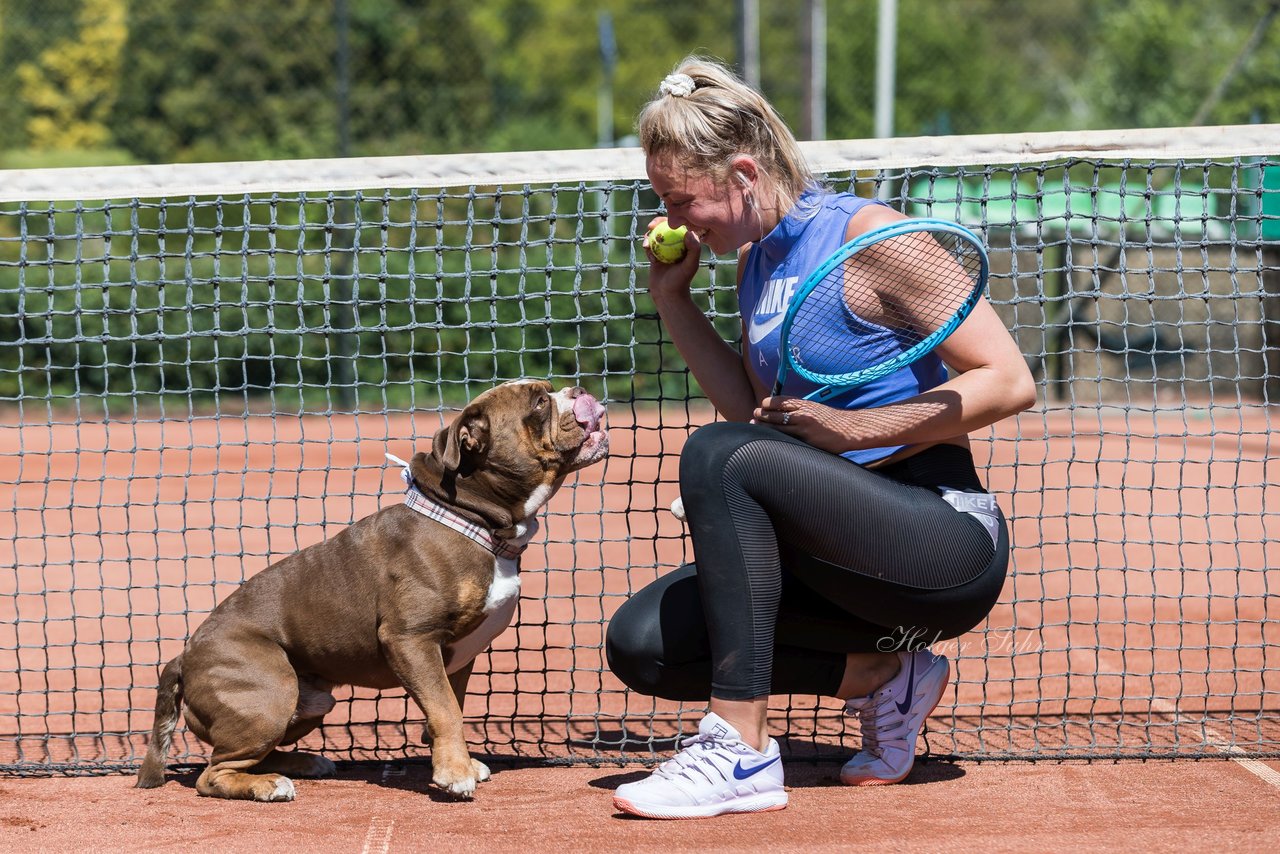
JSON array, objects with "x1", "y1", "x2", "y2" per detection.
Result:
[{"x1": 637, "y1": 55, "x2": 816, "y2": 215}]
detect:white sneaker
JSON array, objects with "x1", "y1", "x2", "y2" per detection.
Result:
[
  {"x1": 613, "y1": 713, "x2": 788, "y2": 819},
  {"x1": 840, "y1": 649, "x2": 950, "y2": 786}
]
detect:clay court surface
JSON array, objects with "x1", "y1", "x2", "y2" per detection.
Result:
[
  {"x1": 2, "y1": 403, "x2": 1278, "y2": 849},
  {"x1": 1, "y1": 759, "x2": 1278, "y2": 851}
]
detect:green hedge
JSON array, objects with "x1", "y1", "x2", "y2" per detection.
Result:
[{"x1": 0, "y1": 189, "x2": 735, "y2": 414}]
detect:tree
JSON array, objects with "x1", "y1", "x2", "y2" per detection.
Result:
[
  {"x1": 15, "y1": 0, "x2": 126, "y2": 150},
  {"x1": 108, "y1": 0, "x2": 339, "y2": 162},
  {"x1": 1086, "y1": 0, "x2": 1280, "y2": 127}
]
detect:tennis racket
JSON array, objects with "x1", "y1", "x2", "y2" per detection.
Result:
[{"x1": 772, "y1": 218, "x2": 989, "y2": 403}]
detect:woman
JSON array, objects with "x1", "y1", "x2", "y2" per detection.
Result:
[{"x1": 606, "y1": 57, "x2": 1036, "y2": 820}]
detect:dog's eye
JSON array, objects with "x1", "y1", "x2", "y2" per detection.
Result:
[{"x1": 534, "y1": 394, "x2": 548, "y2": 411}]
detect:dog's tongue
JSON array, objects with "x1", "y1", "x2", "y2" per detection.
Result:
[{"x1": 573, "y1": 393, "x2": 603, "y2": 433}]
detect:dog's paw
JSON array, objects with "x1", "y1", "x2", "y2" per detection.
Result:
[
  {"x1": 432, "y1": 758, "x2": 480, "y2": 799},
  {"x1": 251, "y1": 775, "x2": 297, "y2": 802},
  {"x1": 433, "y1": 772, "x2": 478, "y2": 799},
  {"x1": 471, "y1": 758, "x2": 491, "y2": 782}
]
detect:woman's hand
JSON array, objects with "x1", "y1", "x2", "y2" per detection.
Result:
[
  {"x1": 643, "y1": 217, "x2": 701, "y2": 307},
  {"x1": 751, "y1": 395, "x2": 860, "y2": 455}
]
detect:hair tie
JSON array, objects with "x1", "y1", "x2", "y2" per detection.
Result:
[{"x1": 659, "y1": 73, "x2": 696, "y2": 98}]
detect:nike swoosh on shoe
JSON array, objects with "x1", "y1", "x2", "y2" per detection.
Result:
[
  {"x1": 895, "y1": 653, "x2": 918, "y2": 716},
  {"x1": 732, "y1": 755, "x2": 781, "y2": 780}
]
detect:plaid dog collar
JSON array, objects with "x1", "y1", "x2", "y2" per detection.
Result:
[{"x1": 387, "y1": 453, "x2": 529, "y2": 561}]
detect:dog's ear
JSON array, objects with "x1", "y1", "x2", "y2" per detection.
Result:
[
  {"x1": 458, "y1": 415, "x2": 489, "y2": 458},
  {"x1": 433, "y1": 407, "x2": 490, "y2": 472},
  {"x1": 433, "y1": 423, "x2": 461, "y2": 472}
]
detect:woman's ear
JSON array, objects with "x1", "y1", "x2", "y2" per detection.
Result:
[{"x1": 730, "y1": 155, "x2": 759, "y2": 188}]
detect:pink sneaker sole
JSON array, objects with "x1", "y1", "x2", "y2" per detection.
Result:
[{"x1": 613, "y1": 793, "x2": 788, "y2": 819}]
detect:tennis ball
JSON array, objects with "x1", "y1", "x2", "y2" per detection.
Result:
[{"x1": 647, "y1": 221, "x2": 688, "y2": 264}]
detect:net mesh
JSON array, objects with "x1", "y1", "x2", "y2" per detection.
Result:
[{"x1": 2, "y1": 126, "x2": 1278, "y2": 773}]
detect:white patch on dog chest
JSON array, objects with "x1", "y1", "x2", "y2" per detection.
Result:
[
  {"x1": 521, "y1": 483, "x2": 555, "y2": 519},
  {"x1": 444, "y1": 555, "x2": 521, "y2": 674},
  {"x1": 485, "y1": 555, "x2": 521, "y2": 612}
]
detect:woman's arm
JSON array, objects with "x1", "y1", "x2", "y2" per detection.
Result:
[
  {"x1": 755, "y1": 298, "x2": 1036, "y2": 453},
  {"x1": 646, "y1": 225, "x2": 759, "y2": 422}
]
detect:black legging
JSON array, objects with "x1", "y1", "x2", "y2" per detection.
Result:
[{"x1": 606, "y1": 421, "x2": 1008, "y2": 701}]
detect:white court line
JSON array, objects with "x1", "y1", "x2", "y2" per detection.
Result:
[
  {"x1": 1148, "y1": 697, "x2": 1280, "y2": 792},
  {"x1": 361, "y1": 816, "x2": 395, "y2": 854},
  {"x1": 1079, "y1": 648, "x2": 1280, "y2": 792},
  {"x1": 360, "y1": 765, "x2": 406, "y2": 854},
  {"x1": 1220, "y1": 752, "x2": 1280, "y2": 789}
]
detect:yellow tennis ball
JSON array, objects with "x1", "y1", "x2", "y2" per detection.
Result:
[{"x1": 647, "y1": 221, "x2": 688, "y2": 264}]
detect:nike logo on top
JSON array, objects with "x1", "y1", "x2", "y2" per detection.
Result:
[
  {"x1": 896, "y1": 654, "x2": 918, "y2": 715},
  {"x1": 732, "y1": 754, "x2": 781, "y2": 779},
  {"x1": 747, "y1": 275, "x2": 799, "y2": 345}
]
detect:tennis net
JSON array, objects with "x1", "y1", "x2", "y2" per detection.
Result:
[{"x1": 1, "y1": 124, "x2": 1278, "y2": 773}]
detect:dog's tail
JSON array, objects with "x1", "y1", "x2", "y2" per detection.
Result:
[{"x1": 134, "y1": 655, "x2": 183, "y2": 789}]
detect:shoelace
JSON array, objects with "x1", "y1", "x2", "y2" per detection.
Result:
[
  {"x1": 848, "y1": 684, "x2": 911, "y2": 757},
  {"x1": 847, "y1": 697, "x2": 883, "y2": 758},
  {"x1": 653, "y1": 733, "x2": 738, "y2": 785}
]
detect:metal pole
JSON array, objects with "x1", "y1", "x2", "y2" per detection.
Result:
[
  {"x1": 335, "y1": 0, "x2": 350, "y2": 158},
  {"x1": 809, "y1": 0, "x2": 827, "y2": 140},
  {"x1": 597, "y1": 10, "x2": 616, "y2": 148},
  {"x1": 874, "y1": 0, "x2": 898, "y2": 201},
  {"x1": 331, "y1": 0, "x2": 356, "y2": 410},
  {"x1": 874, "y1": 0, "x2": 897, "y2": 139},
  {"x1": 738, "y1": 0, "x2": 760, "y2": 89},
  {"x1": 597, "y1": 11, "x2": 617, "y2": 242}
]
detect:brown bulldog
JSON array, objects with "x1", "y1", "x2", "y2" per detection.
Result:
[{"x1": 135, "y1": 380, "x2": 608, "y2": 801}]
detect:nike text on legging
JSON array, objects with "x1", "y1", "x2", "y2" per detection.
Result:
[{"x1": 606, "y1": 422, "x2": 1009, "y2": 702}]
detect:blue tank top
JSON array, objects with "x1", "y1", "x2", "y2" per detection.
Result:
[{"x1": 739, "y1": 189, "x2": 949, "y2": 465}]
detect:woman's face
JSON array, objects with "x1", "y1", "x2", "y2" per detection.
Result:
[{"x1": 645, "y1": 155, "x2": 766, "y2": 255}]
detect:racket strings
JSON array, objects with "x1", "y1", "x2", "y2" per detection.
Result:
[
  {"x1": 848, "y1": 233, "x2": 980, "y2": 332},
  {"x1": 785, "y1": 229, "x2": 984, "y2": 385}
]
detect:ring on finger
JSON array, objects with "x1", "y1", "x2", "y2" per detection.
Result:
[{"x1": 782, "y1": 411, "x2": 792, "y2": 426}]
